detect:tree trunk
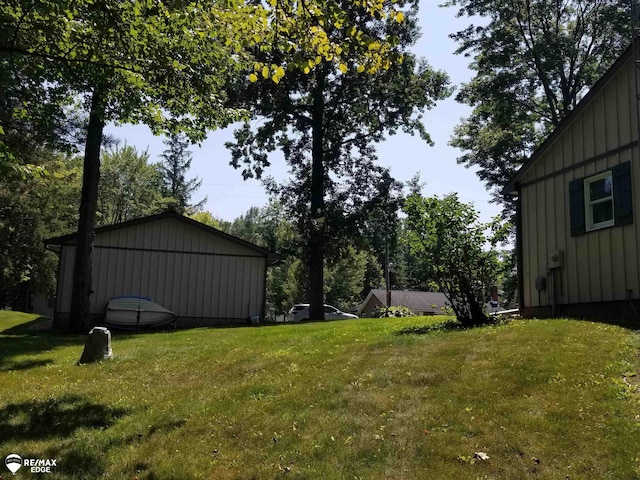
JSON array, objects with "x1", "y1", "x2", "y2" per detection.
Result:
[
  {"x1": 69, "y1": 87, "x2": 106, "y2": 332},
  {"x1": 308, "y1": 68, "x2": 326, "y2": 321}
]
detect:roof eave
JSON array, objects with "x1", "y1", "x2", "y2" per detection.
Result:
[{"x1": 501, "y1": 41, "x2": 634, "y2": 194}]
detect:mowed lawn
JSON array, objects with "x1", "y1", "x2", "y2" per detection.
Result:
[{"x1": 1, "y1": 312, "x2": 639, "y2": 479}]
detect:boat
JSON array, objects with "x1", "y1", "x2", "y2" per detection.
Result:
[{"x1": 105, "y1": 296, "x2": 177, "y2": 329}]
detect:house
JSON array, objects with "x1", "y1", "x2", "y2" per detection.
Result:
[
  {"x1": 503, "y1": 42, "x2": 639, "y2": 321},
  {"x1": 358, "y1": 289, "x2": 449, "y2": 317},
  {"x1": 45, "y1": 211, "x2": 279, "y2": 329}
]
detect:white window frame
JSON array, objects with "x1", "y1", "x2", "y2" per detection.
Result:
[{"x1": 584, "y1": 171, "x2": 615, "y2": 231}]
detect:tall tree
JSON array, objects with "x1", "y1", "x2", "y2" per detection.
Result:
[
  {"x1": 2, "y1": 0, "x2": 416, "y2": 330},
  {"x1": 1, "y1": 0, "x2": 268, "y2": 330},
  {"x1": 444, "y1": 0, "x2": 631, "y2": 215},
  {"x1": 227, "y1": 0, "x2": 450, "y2": 320},
  {"x1": 159, "y1": 134, "x2": 205, "y2": 214},
  {"x1": 98, "y1": 144, "x2": 169, "y2": 225}
]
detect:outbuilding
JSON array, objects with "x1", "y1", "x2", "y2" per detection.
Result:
[
  {"x1": 46, "y1": 211, "x2": 279, "y2": 329},
  {"x1": 504, "y1": 42, "x2": 639, "y2": 321}
]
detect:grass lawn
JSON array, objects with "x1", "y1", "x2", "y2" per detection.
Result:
[{"x1": 1, "y1": 312, "x2": 639, "y2": 479}]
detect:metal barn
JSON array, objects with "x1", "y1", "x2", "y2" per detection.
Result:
[{"x1": 46, "y1": 212, "x2": 279, "y2": 329}]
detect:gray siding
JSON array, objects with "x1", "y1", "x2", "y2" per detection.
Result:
[
  {"x1": 518, "y1": 54, "x2": 640, "y2": 309},
  {"x1": 55, "y1": 215, "x2": 267, "y2": 326}
]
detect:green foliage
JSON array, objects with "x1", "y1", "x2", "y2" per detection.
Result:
[
  {"x1": 188, "y1": 211, "x2": 223, "y2": 230},
  {"x1": 324, "y1": 246, "x2": 369, "y2": 311},
  {"x1": 374, "y1": 305, "x2": 414, "y2": 318},
  {"x1": 0, "y1": 155, "x2": 81, "y2": 307},
  {"x1": 403, "y1": 193, "x2": 508, "y2": 326},
  {"x1": 226, "y1": 0, "x2": 450, "y2": 319},
  {"x1": 2, "y1": 0, "x2": 427, "y2": 328},
  {"x1": 496, "y1": 248, "x2": 518, "y2": 308},
  {"x1": 159, "y1": 134, "x2": 205, "y2": 215},
  {"x1": 97, "y1": 144, "x2": 170, "y2": 226},
  {"x1": 444, "y1": 0, "x2": 631, "y2": 215}
]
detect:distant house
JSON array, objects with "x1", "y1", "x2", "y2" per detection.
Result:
[
  {"x1": 45, "y1": 211, "x2": 279, "y2": 329},
  {"x1": 503, "y1": 42, "x2": 639, "y2": 320},
  {"x1": 358, "y1": 289, "x2": 449, "y2": 317}
]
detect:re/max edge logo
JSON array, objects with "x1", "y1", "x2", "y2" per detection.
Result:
[{"x1": 5, "y1": 454, "x2": 58, "y2": 475}]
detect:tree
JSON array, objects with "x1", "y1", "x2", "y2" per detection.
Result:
[
  {"x1": 3, "y1": 0, "x2": 412, "y2": 330},
  {"x1": 403, "y1": 193, "x2": 508, "y2": 326},
  {"x1": 324, "y1": 246, "x2": 371, "y2": 311},
  {"x1": 97, "y1": 144, "x2": 169, "y2": 225},
  {"x1": 0, "y1": 154, "x2": 82, "y2": 307},
  {"x1": 188, "y1": 211, "x2": 224, "y2": 230},
  {"x1": 227, "y1": 0, "x2": 450, "y2": 320},
  {"x1": 159, "y1": 134, "x2": 205, "y2": 214},
  {"x1": 444, "y1": 0, "x2": 631, "y2": 215},
  {"x1": 2, "y1": 0, "x2": 273, "y2": 330}
]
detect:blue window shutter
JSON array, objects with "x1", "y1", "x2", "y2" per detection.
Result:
[
  {"x1": 569, "y1": 178, "x2": 585, "y2": 237},
  {"x1": 613, "y1": 161, "x2": 633, "y2": 226}
]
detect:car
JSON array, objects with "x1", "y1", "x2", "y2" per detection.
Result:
[{"x1": 287, "y1": 304, "x2": 359, "y2": 322}]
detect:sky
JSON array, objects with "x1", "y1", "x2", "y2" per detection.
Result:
[{"x1": 104, "y1": 1, "x2": 502, "y2": 224}]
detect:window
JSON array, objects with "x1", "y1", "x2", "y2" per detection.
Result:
[
  {"x1": 584, "y1": 171, "x2": 614, "y2": 231},
  {"x1": 569, "y1": 161, "x2": 633, "y2": 237}
]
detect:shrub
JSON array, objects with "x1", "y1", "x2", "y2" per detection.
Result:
[{"x1": 375, "y1": 306, "x2": 414, "y2": 318}]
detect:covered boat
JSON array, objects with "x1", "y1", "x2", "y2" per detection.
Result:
[{"x1": 105, "y1": 297, "x2": 177, "y2": 329}]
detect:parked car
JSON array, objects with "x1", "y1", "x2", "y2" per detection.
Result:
[{"x1": 287, "y1": 304, "x2": 359, "y2": 322}]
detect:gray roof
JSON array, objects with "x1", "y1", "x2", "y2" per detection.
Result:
[{"x1": 364, "y1": 289, "x2": 449, "y2": 314}]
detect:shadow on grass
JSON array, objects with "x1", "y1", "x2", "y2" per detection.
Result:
[
  {"x1": 1, "y1": 358, "x2": 55, "y2": 371},
  {"x1": 0, "y1": 317, "x2": 87, "y2": 369},
  {"x1": 396, "y1": 317, "x2": 510, "y2": 336},
  {"x1": 0, "y1": 393, "x2": 129, "y2": 443},
  {"x1": 396, "y1": 319, "x2": 465, "y2": 336},
  {"x1": 0, "y1": 394, "x2": 132, "y2": 479}
]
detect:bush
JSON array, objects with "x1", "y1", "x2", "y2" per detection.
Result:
[
  {"x1": 375, "y1": 306, "x2": 414, "y2": 318},
  {"x1": 403, "y1": 193, "x2": 509, "y2": 326}
]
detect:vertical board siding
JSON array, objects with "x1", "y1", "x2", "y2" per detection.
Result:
[
  {"x1": 618, "y1": 66, "x2": 632, "y2": 145},
  {"x1": 517, "y1": 56, "x2": 640, "y2": 309},
  {"x1": 54, "y1": 215, "x2": 270, "y2": 324},
  {"x1": 553, "y1": 173, "x2": 567, "y2": 302},
  {"x1": 605, "y1": 82, "x2": 618, "y2": 151},
  {"x1": 632, "y1": 146, "x2": 640, "y2": 297},
  {"x1": 536, "y1": 180, "x2": 547, "y2": 306},
  {"x1": 57, "y1": 246, "x2": 75, "y2": 314},
  {"x1": 526, "y1": 187, "x2": 538, "y2": 306},
  {"x1": 84, "y1": 247, "x2": 267, "y2": 320}
]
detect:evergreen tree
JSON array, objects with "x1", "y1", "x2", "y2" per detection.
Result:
[{"x1": 159, "y1": 134, "x2": 205, "y2": 214}]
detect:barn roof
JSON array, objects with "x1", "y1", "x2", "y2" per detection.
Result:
[{"x1": 45, "y1": 211, "x2": 280, "y2": 264}]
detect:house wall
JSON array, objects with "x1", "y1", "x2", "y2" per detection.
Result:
[
  {"x1": 54, "y1": 216, "x2": 267, "y2": 328},
  {"x1": 360, "y1": 295, "x2": 384, "y2": 318},
  {"x1": 518, "y1": 54, "x2": 640, "y2": 319}
]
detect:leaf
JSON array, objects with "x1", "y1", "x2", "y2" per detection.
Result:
[
  {"x1": 249, "y1": 73, "x2": 258, "y2": 83},
  {"x1": 339, "y1": 63, "x2": 348, "y2": 74},
  {"x1": 261, "y1": 66, "x2": 270, "y2": 79},
  {"x1": 394, "y1": 11, "x2": 404, "y2": 23}
]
